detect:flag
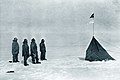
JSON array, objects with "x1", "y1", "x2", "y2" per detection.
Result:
[
  {"x1": 89, "y1": 13, "x2": 94, "y2": 24},
  {"x1": 89, "y1": 19, "x2": 94, "y2": 23},
  {"x1": 90, "y1": 13, "x2": 94, "y2": 18}
]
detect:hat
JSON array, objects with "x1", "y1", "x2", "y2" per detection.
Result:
[
  {"x1": 23, "y1": 39, "x2": 27, "y2": 43},
  {"x1": 13, "y1": 37, "x2": 18, "y2": 41},
  {"x1": 41, "y1": 39, "x2": 45, "y2": 43},
  {"x1": 31, "y1": 38, "x2": 35, "y2": 42}
]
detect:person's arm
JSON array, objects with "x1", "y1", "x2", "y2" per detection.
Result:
[
  {"x1": 16, "y1": 42, "x2": 19, "y2": 53},
  {"x1": 44, "y1": 44, "x2": 46, "y2": 52},
  {"x1": 18, "y1": 43, "x2": 19, "y2": 53},
  {"x1": 27, "y1": 45, "x2": 30, "y2": 57}
]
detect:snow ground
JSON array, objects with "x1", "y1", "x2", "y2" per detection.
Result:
[{"x1": 0, "y1": 54, "x2": 120, "y2": 80}]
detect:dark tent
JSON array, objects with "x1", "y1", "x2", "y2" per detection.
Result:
[{"x1": 85, "y1": 36, "x2": 115, "y2": 61}]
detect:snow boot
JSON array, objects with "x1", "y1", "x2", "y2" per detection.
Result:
[
  {"x1": 36, "y1": 61, "x2": 41, "y2": 64},
  {"x1": 24, "y1": 64, "x2": 29, "y2": 66}
]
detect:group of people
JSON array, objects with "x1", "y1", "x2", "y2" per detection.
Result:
[{"x1": 12, "y1": 37, "x2": 47, "y2": 66}]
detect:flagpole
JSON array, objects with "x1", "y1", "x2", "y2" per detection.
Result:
[
  {"x1": 90, "y1": 13, "x2": 94, "y2": 36},
  {"x1": 93, "y1": 18, "x2": 94, "y2": 36}
]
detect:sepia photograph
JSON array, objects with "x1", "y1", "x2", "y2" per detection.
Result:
[{"x1": 0, "y1": 0, "x2": 120, "y2": 80}]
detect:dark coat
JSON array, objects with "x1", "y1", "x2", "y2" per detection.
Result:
[
  {"x1": 39, "y1": 42, "x2": 46, "y2": 53},
  {"x1": 22, "y1": 43, "x2": 29, "y2": 57},
  {"x1": 30, "y1": 42, "x2": 38, "y2": 55},
  {"x1": 12, "y1": 40, "x2": 19, "y2": 55}
]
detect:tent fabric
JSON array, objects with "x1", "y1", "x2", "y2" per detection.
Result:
[{"x1": 85, "y1": 36, "x2": 115, "y2": 61}]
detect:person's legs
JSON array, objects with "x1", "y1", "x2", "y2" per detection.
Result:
[
  {"x1": 40, "y1": 52, "x2": 44, "y2": 60},
  {"x1": 43, "y1": 52, "x2": 47, "y2": 60},
  {"x1": 13, "y1": 54, "x2": 16, "y2": 62},
  {"x1": 36, "y1": 53, "x2": 39, "y2": 63},
  {"x1": 24, "y1": 56, "x2": 28, "y2": 66},
  {"x1": 31, "y1": 54, "x2": 35, "y2": 64},
  {"x1": 24, "y1": 56, "x2": 26, "y2": 65},
  {"x1": 16, "y1": 54, "x2": 19, "y2": 62}
]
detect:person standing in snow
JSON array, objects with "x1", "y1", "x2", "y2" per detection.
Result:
[
  {"x1": 12, "y1": 37, "x2": 19, "y2": 62},
  {"x1": 22, "y1": 39, "x2": 29, "y2": 66},
  {"x1": 30, "y1": 38, "x2": 40, "y2": 64},
  {"x1": 39, "y1": 39, "x2": 47, "y2": 60}
]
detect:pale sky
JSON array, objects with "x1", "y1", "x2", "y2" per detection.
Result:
[{"x1": 0, "y1": 0, "x2": 120, "y2": 34}]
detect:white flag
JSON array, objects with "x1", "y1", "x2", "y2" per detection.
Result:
[{"x1": 89, "y1": 19, "x2": 94, "y2": 24}]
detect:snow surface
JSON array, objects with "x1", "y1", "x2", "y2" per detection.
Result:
[{"x1": 0, "y1": 54, "x2": 120, "y2": 80}]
